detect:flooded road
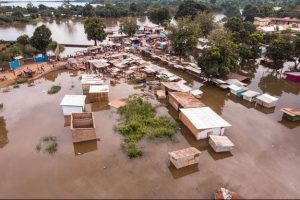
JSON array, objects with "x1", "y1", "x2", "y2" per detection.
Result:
[{"x1": 0, "y1": 62, "x2": 300, "y2": 198}]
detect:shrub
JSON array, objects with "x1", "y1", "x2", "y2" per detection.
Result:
[
  {"x1": 117, "y1": 98, "x2": 178, "y2": 158},
  {"x1": 47, "y1": 85, "x2": 61, "y2": 94}
]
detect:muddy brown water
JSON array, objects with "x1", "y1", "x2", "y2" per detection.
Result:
[{"x1": 0, "y1": 62, "x2": 300, "y2": 198}]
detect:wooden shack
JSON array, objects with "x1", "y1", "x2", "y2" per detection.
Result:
[
  {"x1": 209, "y1": 135, "x2": 234, "y2": 152},
  {"x1": 168, "y1": 147, "x2": 201, "y2": 169},
  {"x1": 255, "y1": 93, "x2": 278, "y2": 108},
  {"x1": 88, "y1": 85, "x2": 109, "y2": 102},
  {"x1": 70, "y1": 112, "x2": 97, "y2": 143},
  {"x1": 160, "y1": 82, "x2": 192, "y2": 97},
  {"x1": 60, "y1": 95, "x2": 86, "y2": 116},
  {"x1": 280, "y1": 108, "x2": 300, "y2": 121},
  {"x1": 169, "y1": 92, "x2": 206, "y2": 111},
  {"x1": 179, "y1": 107, "x2": 231, "y2": 140},
  {"x1": 241, "y1": 90, "x2": 260, "y2": 102}
]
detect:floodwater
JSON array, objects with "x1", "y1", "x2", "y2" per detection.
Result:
[
  {"x1": 0, "y1": 17, "x2": 148, "y2": 45},
  {"x1": 0, "y1": 59, "x2": 300, "y2": 198}
]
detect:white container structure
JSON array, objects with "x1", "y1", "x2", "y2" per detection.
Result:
[
  {"x1": 209, "y1": 135, "x2": 234, "y2": 152},
  {"x1": 190, "y1": 89, "x2": 203, "y2": 98},
  {"x1": 241, "y1": 90, "x2": 260, "y2": 102},
  {"x1": 255, "y1": 93, "x2": 278, "y2": 108},
  {"x1": 168, "y1": 147, "x2": 201, "y2": 169},
  {"x1": 228, "y1": 84, "x2": 248, "y2": 97},
  {"x1": 60, "y1": 95, "x2": 86, "y2": 116},
  {"x1": 179, "y1": 107, "x2": 231, "y2": 140}
]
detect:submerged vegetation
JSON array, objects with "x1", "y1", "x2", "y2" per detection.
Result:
[
  {"x1": 36, "y1": 136, "x2": 58, "y2": 155},
  {"x1": 117, "y1": 98, "x2": 178, "y2": 158},
  {"x1": 0, "y1": 103, "x2": 3, "y2": 109},
  {"x1": 48, "y1": 85, "x2": 61, "y2": 94}
]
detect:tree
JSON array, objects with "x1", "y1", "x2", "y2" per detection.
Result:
[
  {"x1": 238, "y1": 43, "x2": 253, "y2": 64},
  {"x1": 30, "y1": 25, "x2": 52, "y2": 54},
  {"x1": 293, "y1": 36, "x2": 300, "y2": 68},
  {"x1": 243, "y1": 4, "x2": 259, "y2": 22},
  {"x1": 47, "y1": 41, "x2": 65, "y2": 53},
  {"x1": 119, "y1": 19, "x2": 138, "y2": 37},
  {"x1": 84, "y1": 17, "x2": 106, "y2": 46},
  {"x1": 195, "y1": 12, "x2": 215, "y2": 38},
  {"x1": 82, "y1": 4, "x2": 95, "y2": 17},
  {"x1": 12, "y1": 10, "x2": 24, "y2": 18},
  {"x1": 209, "y1": 29, "x2": 232, "y2": 46},
  {"x1": 224, "y1": 17, "x2": 243, "y2": 33},
  {"x1": 198, "y1": 41, "x2": 239, "y2": 78},
  {"x1": 267, "y1": 39, "x2": 293, "y2": 65},
  {"x1": 224, "y1": 4, "x2": 241, "y2": 18},
  {"x1": 148, "y1": 7, "x2": 170, "y2": 25},
  {"x1": 168, "y1": 17, "x2": 200, "y2": 55},
  {"x1": 175, "y1": 0, "x2": 207, "y2": 20},
  {"x1": 17, "y1": 34, "x2": 30, "y2": 46}
]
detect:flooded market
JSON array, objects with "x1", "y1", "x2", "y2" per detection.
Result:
[{"x1": 0, "y1": 56, "x2": 300, "y2": 198}]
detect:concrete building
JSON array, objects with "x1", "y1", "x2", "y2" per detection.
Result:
[{"x1": 60, "y1": 95, "x2": 86, "y2": 116}]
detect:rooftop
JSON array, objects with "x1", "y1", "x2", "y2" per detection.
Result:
[
  {"x1": 180, "y1": 107, "x2": 231, "y2": 130},
  {"x1": 89, "y1": 85, "x2": 109, "y2": 93},
  {"x1": 169, "y1": 92, "x2": 205, "y2": 108},
  {"x1": 280, "y1": 108, "x2": 300, "y2": 117},
  {"x1": 256, "y1": 93, "x2": 278, "y2": 104},
  {"x1": 209, "y1": 135, "x2": 234, "y2": 148},
  {"x1": 60, "y1": 95, "x2": 86, "y2": 107},
  {"x1": 161, "y1": 82, "x2": 192, "y2": 93},
  {"x1": 242, "y1": 90, "x2": 260, "y2": 98},
  {"x1": 168, "y1": 147, "x2": 201, "y2": 159}
]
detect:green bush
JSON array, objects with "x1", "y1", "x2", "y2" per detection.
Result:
[
  {"x1": 117, "y1": 98, "x2": 178, "y2": 158},
  {"x1": 47, "y1": 85, "x2": 61, "y2": 94},
  {"x1": 125, "y1": 143, "x2": 143, "y2": 158}
]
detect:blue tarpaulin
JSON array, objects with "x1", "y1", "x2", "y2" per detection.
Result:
[
  {"x1": 9, "y1": 60, "x2": 20, "y2": 70},
  {"x1": 34, "y1": 55, "x2": 49, "y2": 63}
]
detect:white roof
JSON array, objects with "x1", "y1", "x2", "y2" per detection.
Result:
[
  {"x1": 190, "y1": 89, "x2": 203, "y2": 96},
  {"x1": 81, "y1": 74, "x2": 100, "y2": 80},
  {"x1": 81, "y1": 78, "x2": 104, "y2": 85},
  {"x1": 180, "y1": 107, "x2": 231, "y2": 130},
  {"x1": 226, "y1": 79, "x2": 247, "y2": 87},
  {"x1": 60, "y1": 95, "x2": 86, "y2": 107},
  {"x1": 89, "y1": 85, "x2": 109, "y2": 93},
  {"x1": 228, "y1": 84, "x2": 243, "y2": 92},
  {"x1": 256, "y1": 93, "x2": 278, "y2": 103},
  {"x1": 209, "y1": 135, "x2": 234, "y2": 147},
  {"x1": 241, "y1": 90, "x2": 260, "y2": 98}
]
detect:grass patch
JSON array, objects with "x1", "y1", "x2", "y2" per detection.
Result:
[
  {"x1": 36, "y1": 136, "x2": 58, "y2": 155},
  {"x1": 117, "y1": 98, "x2": 178, "y2": 158},
  {"x1": 47, "y1": 85, "x2": 61, "y2": 94}
]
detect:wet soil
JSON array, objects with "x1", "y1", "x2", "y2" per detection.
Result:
[{"x1": 0, "y1": 63, "x2": 300, "y2": 198}]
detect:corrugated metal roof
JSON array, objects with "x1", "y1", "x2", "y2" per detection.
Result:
[
  {"x1": 89, "y1": 85, "x2": 109, "y2": 93},
  {"x1": 180, "y1": 107, "x2": 231, "y2": 130},
  {"x1": 60, "y1": 95, "x2": 86, "y2": 106}
]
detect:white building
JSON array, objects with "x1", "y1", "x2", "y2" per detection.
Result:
[
  {"x1": 256, "y1": 93, "x2": 278, "y2": 108},
  {"x1": 179, "y1": 107, "x2": 231, "y2": 140},
  {"x1": 241, "y1": 90, "x2": 260, "y2": 102},
  {"x1": 60, "y1": 95, "x2": 86, "y2": 115},
  {"x1": 228, "y1": 84, "x2": 248, "y2": 97}
]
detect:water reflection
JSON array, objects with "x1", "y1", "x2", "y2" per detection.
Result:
[
  {"x1": 278, "y1": 118, "x2": 300, "y2": 130},
  {"x1": 73, "y1": 140, "x2": 98, "y2": 156},
  {"x1": 258, "y1": 73, "x2": 300, "y2": 96},
  {"x1": 168, "y1": 163, "x2": 199, "y2": 179},
  {"x1": 0, "y1": 117, "x2": 8, "y2": 148},
  {"x1": 90, "y1": 101, "x2": 110, "y2": 112},
  {"x1": 200, "y1": 84, "x2": 228, "y2": 115}
]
